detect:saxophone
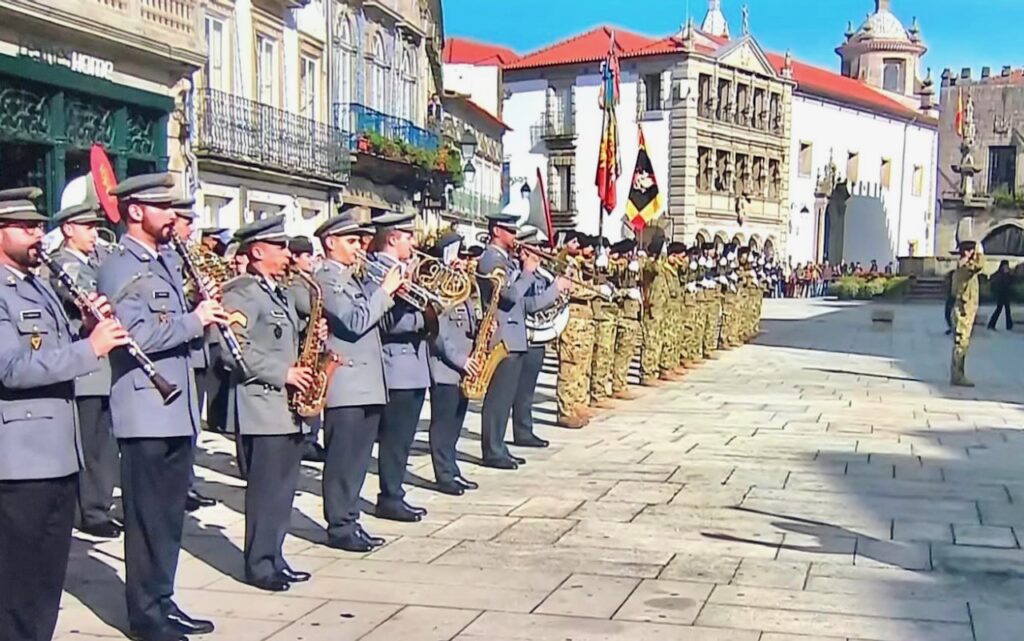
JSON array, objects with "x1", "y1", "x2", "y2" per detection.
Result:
[
  {"x1": 289, "y1": 271, "x2": 342, "y2": 417},
  {"x1": 460, "y1": 268, "x2": 509, "y2": 401}
]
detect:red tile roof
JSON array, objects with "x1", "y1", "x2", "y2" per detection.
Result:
[
  {"x1": 443, "y1": 37, "x2": 520, "y2": 66},
  {"x1": 503, "y1": 26, "x2": 657, "y2": 71}
]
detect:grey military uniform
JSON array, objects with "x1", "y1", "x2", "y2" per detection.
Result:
[
  {"x1": 220, "y1": 274, "x2": 303, "y2": 436},
  {"x1": 428, "y1": 299, "x2": 476, "y2": 484},
  {"x1": 97, "y1": 236, "x2": 203, "y2": 438},
  {"x1": 429, "y1": 300, "x2": 476, "y2": 386}
]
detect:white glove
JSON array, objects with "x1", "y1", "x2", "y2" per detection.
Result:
[
  {"x1": 757, "y1": 257, "x2": 765, "y2": 266},
  {"x1": 729, "y1": 272, "x2": 739, "y2": 282},
  {"x1": 627, "y1": 287, "x2": 642, "y2": 301},
  {"x1": 599, "y1": 284, "x2": 614, "y2": 298},
  {"x1": 595, "y1": 253, "x2": 609, "y2": 268},
  {"x1": 689, "y1": 260, "x2": 698, "y2": 270},
  {"x1": 719, "y1": 257, "x2": 727, "y2": 266},
  {"x1": 729, "y1": 283, "x2": 738, "y2": 293},
  {"x1": 686, "y1": 282, "x2": 698, "y2": 293},
  {"x1": 702, "y1": 278, "x2": 714, "y2": 289},
  {"x1": 638, "y1": 250, "x2": 648, "y2": 257},
  {"x1": 628, "y1": 259, "x2": 640, "y2": 272},
  {"x1": 718, "y1": 275, "x2": 728, "y2": 285},
  {"x1": 727, "y1": 252, "x2": 736, "y2": 262}
]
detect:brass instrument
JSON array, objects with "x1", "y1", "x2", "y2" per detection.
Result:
[
  {"x1": 289, "y1": 271, "x2": 341, "y2": 417},
  {"x1": 183, "y1": 241, "x2": 232, "y2": 299},
  {"x1": 411, "y1": 249, "x2": 473, "y2": 309},
  {"x1": 512, "y1": 240, "x2": 613, "y2": 302},
  {"x1": 460, "y1": 267, "x2": 508, "y2": 401},
  {"x1": 354, "y1": 248, "x2": 451, "y2": 311}
]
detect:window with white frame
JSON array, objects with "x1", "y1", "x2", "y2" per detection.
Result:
[
  {"x1": 256, "y1": 34, "x2": 279, "y2": 107},
  {"x1": 204, "y1": 15, "x2": 228, "y2": 91},
  {"x1": 401, "y1": 49, "x2": 417, "y2": 122},
  {"x1": 337, "y1": 16, "x2": 355, "y2": 108},
  {"x1": 643, "y1": 73, "x2": 663, "y2": 112},
  {"x1": 372, "y1": 33, "x2": 390, "y2": 112},
  {"x1": 300, "y1": 54, "x2": 320, "y2": 120}
]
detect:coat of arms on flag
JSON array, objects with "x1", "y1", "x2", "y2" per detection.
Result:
[{"x1": 626, "y1": 126, "x2": 663, "y2": 231}]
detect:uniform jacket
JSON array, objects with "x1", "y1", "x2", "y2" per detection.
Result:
[
  {"x1": 429, "y1": 299, "x2": 477, "y2": 386},
  {"x1": 476, "y1": 245, "x2": 560, "y2": 353},
  {"x1": 316, "y1": 259, "x2": 393, "y2": 407},
  {"x1": 97, "y1": 236, "x2": 204, "y2": 439},
  {"x1": 48, "y1": 246, "x2": 112, "y2": 397},
  {"x1": 375, "y1": 252, "x2": 431, "y2": 390},
  {"x1": 0, "y1": 265, "x2": 101, "y2": 480},
  {"x1": 220, "y1": 274, "x2": 302, "y2": 436}
]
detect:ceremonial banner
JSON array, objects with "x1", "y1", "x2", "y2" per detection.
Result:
[
  {"x1": 595, "y1": 33, "x2": 621, "y2": 216},
  {"x1": 626, "y1": 125, "x2": 663, "y2": 231}
]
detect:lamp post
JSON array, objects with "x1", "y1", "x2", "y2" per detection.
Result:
[
  {"x1": 520, "y1": 182, "x2": 531, "y2": 199},
  {"x1": 460, "y1": 130, "x2": 478, "y2": 184}
]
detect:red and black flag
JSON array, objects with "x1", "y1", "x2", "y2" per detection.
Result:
[{"x1": 626, "y1": 125, "x2": 663, "y2": 231}]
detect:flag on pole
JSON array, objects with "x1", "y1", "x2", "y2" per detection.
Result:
[
  {"x1": 595, "y1": 32, "x2": 621, "y2": 215},
  {"x1": 626, "y1": 125, "x2": 663, "y2": 231},
  {"x1": 523, "y1": 167, "x2": 555, "y2": 247},
  {"x1": 954, "y1": 87, "x2": 964, "y2": 138}
]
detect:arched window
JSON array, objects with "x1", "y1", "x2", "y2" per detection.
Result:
[
  {"x1": 400, "y1": 49, "x2": 417, "y2": 122},
  {"x1": 337, "y1": 16, "x2": 355, "y2": 108},
  {"x1": 883, "y1": 58, "x2": 904, "y2": 93},
  {"x1": 371, "y1": 33, "x2": 389, "y2": 112},
  {"x1": 982, "y1": 224, "x2": 1024, "y2": 256}
]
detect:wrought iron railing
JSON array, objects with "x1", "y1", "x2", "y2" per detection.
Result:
[
  {"x1": 194, "y1": 88, "x2": 350, "y2": 182},
  {"x1": 335, "y1": 103, "x2": 439, "y2": 151}
]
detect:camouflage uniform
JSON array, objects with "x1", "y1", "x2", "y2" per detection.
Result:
[
  {"x1": 659, "y1": 259, "x2": 683, "y2": 377},
  {"x1": 590, "y1": 259, "x2": 618, "y2": 404},
  {"x1": 611, "y1": 255, "x2": 642, "y2": 396},
  {"x1": 641, "y1": 256, "x2": 669, "y2": 383},
  {"x1": 950, "y1": 247, "x2": 984, "y2": 386},
  {"x1": 557, "y1": 254, "x2": 597, "y2": 419}
]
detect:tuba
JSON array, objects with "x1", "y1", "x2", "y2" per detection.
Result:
[
  {"x1": 526, "y1": 266, "x2": 570, "y2": 344},
  {"x1": 460, "y1": 268, "x2": 509, "y2": 401},
  {"x1": 289, "y1": 271, "x2": 342, "y2": 417}
]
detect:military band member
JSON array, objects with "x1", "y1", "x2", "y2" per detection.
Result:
[
  {"x1": 0, "y1": 188, "x2": 129, "y2": 641},
  {"x1": 478, "y1": 213, "x2": 566, "y2": 465},
  {"x1": 98, "y1": 173, "x2": 227, "y2": 641},
  {"x1": 371, "y1": 212, "x2": 431, "y2": 522},
  {"x1": 48, "y1": 199, "x2": 122, "y2": 539},
  {"x1": 510, "y1": 227, "x2": 554, "y2": 448},
  {"x1": 199, "y1": 227, "x2": 227, "y2": 256},
  {"x1": 427, "y1": 231, "x2": 481, "y2": 495},
  {"x1": 221, "y1": 216, "x2": 316, "y2": 592},
  {"x1": 315, "y1": 210, "x2": 400, "y2": 552},
  {"x1": 287, "y1": 235, "x2": 326, "y2": 463}
]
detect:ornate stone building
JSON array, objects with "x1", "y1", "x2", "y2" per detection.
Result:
[{"x1": 0, "y1": 0, "x2": 205, "y2": 215}]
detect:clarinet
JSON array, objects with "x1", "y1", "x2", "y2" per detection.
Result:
[
  {"x1": 37, "y1": 248, "x2": 182, "y2": 405},
  {"x1": 169, "y1": 237, "x2": 255, "y2": 383}
]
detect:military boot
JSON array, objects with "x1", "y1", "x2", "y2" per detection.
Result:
[
  {"x1": 641, "y1": 377, "x2": 663, "y2": 387},
  {"x1": 950, "y1": 352, "x2": 975, "y2": 387},
  {"x1": 557, "y1": 413, "x2": 588, "y2": 429},
  {"x1": 613, "y1": 389, "x2": 641, "y2": 400},
  {"x1": 590, "y1": 397, "x2": 617, "y2": 409}
]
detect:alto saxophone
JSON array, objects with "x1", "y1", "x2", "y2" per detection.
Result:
[
  {"x1": 460, "y1": 268, "x2": 509, "y2": 401},
  {"x1": 289, "y1": 271, "x2": 342, "y2": 417}
]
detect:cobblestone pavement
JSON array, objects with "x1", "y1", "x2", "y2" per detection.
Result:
[{"x1": 58, "y1": 299, "x2": 1024, "y2": 641}]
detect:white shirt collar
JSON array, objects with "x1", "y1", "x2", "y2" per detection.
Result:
[
  {"x1": 3, "y1": 264, "x2": 27, "y2": 280},
  {"x1": 65, "y1": 247, "x2": 90, "y2": 264},
  {"x1": 125, "y1": 235, "x2": 159, "y2": 259}
]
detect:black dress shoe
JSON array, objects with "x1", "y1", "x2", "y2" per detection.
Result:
[
  {"x1": 129, "y1": 628, "x2": 186, "y2": 641},
  {"x1": 435, "y1": 480, "x2": 465, "y2": 496},
  {"x1": 482, "y1": 457, "x2": 518, "y2": 470},
  {"x1": 357, "y1": 527, "x2": 386, "y2": 548},
  {"x1": 166, "y1": 606, "x2": 215, "y2": 635},
  {"x1": 302, "y1": 443, "x2": 327, "y2": 463},
  {"x1": 79, "y1": 521, "x2": 122, "y2": 539},
  {"x1": 453, "y1": 475, "x2": 479, "y2": 490},
  {"x1": 327, "y1": 533, "x2": 373, "y2": 552},
  {"x1": 403, "y1": 501, "x2": 428, "y2": 516},
  {"x1": 513, "y1": 436, "x2": 550, "y2": 448},
  {"x1": 509, "y1": 454, "x2": 527, "y2": 465},
  {"x1": 375, "y1": 503, "x2": 422, "y2": 522},
  {"x1": 246, "y1": 576, "x2": 290, "y2": 592},
  {"x1": 185, "y1": 490, "x2": 217, "y2": 512},
  {"x1": 280, "y1": 567, "x2": 311, "y2": 583}
]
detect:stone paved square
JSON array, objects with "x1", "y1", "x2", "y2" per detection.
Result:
[{"x1": 57, "y1": 300, "x2": 1024, "y2": 640}]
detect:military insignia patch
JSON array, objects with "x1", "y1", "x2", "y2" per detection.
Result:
[
  {"x1": 227, "y1": 310, "x2": 248, "y2": 329},
  {"x1": 158, "y1": 312, "x2": 169, "y2": 324},
  {"x1": 30, "y1": 333, "x2": 42, "y2": 351},
  {"x1": 273, "y1": 325, "x2": 283, "y2": 339}
]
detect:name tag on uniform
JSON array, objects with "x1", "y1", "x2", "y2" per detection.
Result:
[
  {"x1": 154, "y1": 291, "x2": 170, "y2": 299},
  {"x1": 19, "y1": 310, "x2": 42, "y2": 320}
]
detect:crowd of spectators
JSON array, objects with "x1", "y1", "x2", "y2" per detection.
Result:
[{"x1": 764, "y1": 259, "x2": 896, "y2": 298}]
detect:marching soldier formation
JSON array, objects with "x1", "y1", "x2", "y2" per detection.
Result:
[{"x1": 0, "y1": 175, "x2": 771, "y2": 641}]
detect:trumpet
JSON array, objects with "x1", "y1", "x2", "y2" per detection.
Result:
[
  {"x1": 511, "y1": 241, "x2": 613, "y2": 302},
  {"x1": 354, "y1": 249, "x2": 449, "y2": 311}
]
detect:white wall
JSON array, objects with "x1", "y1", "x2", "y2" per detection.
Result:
[
  {"x1": 503, "y1": 68, "x2": 671, "y2": 242},
  {"x1": 787, "y1": 94, "x2": 937, "y2": 264},
  {"x1": 444, "y1": 63, "x2": 501, "y2": 116}
]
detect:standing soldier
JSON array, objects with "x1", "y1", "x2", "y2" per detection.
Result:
[
  {"x1": 701, "y1": 243, "x2": 722, "y2": 359},
  {"x1": 287, "y1": 235, "x2": 326, "y2": 463},
  {"x1": 221, "y1": 216, "x2": 316, "y2": 592},
  {"x1": 950, "y1": 238, "x2": 984, "y2": 387},
  {"x1": 0, "y1": 188, "x2": 129, "y2": 641},
  {"x1": 640, "y1": 232, "x2": 668, "y2": 386},
  {"x1": 557, "y1": 235, "x2": 597, "y2": 427},
  {"x1": 659, "y1": 243, "x2": 685, "y2": 381},
  {"x1": 98, "y1": 173, "x2": 227, "y2": 640},
  {"x1": 589, "y1": 236, "x2": 618, "y2": 408},
  {"x1": 609, "y1": 239, "x2": 642, "y2": 400},
  {"x1": 48, "y1": 199, "x2": 121, "y2": 539},
  {"x1": 315, "y1": 210, "x2": 400, "y2": 552}
]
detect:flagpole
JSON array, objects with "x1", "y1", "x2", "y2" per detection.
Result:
[{"x1": 597, "y1": 103, "x2": 608, "y2": 245}]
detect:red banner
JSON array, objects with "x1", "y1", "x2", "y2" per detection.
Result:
[{"x1": 90, "y1": 145, "x2": 120, "y2": 223}]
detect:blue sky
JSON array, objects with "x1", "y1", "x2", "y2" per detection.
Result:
[{"x1": 443, "y1": 0, "x2": 1022, "y2": 77}]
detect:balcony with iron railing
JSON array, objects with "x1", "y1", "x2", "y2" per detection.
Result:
[
  {"x1": 5, "y1": 0, "x2": 205, "y2": 65},
  {"x1": 336, "y1": 103, "x2": 439, "y2": 152},
  {"x1": 194, "y1": 88, "x2": 351, "y2": 184}
]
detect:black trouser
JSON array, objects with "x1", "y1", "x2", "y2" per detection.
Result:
[
  {"x1": 945, "y1": 296, "x2": 955, "y2": 330},
  {"x1": 989, "y1": 298, "x2": 1014, "y2": 329},
  {"x1": 377, "y1": 388, "x2": 426, "y2": 509},
  {"x1": 323, "y1": 405, "x2": 382, "y2": 540},
  {"x1": 429, "y1": 384, "x2": 468, "y2": 484},
  {"x1": 0, "y1": 474, "x2": 76, "y2": 641},
  {"x1": 119, "y1": 436, "x2": 193, "y2": 635},
  {"x1": 480, "y1": 352, "x2": 525, "y2": 461},
  {"x1": 76, "y1": 396, "x2": 117, "y2": 528},
  {"x1": 196, "y1": 363, "x2": 228, "y2": 432},
  {"x1": 240, "y1": 433, "x2": 304, "y2": 583},
  {"x1": 512, "y1": 346, "x2": 545, "y2": 443}
]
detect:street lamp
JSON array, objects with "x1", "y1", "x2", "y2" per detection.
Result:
[
  {"x1": 463, "y1": 160, "x2": 477, "y2": 183},
  {"x1": 520, "y1": 182, "x2": 531, "y2": 199},
  {"x1": 459, "y1": 131, "x2": 478, "y2": 159}
]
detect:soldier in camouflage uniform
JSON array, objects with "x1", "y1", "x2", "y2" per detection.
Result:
[
  {"x1": 659, "y1": 243, "x2": 685, "y2": 380},
  {"x1": 950, "y1": 238, "x2": 984, "y2": 387},
  {"x1": 640, "y1": 232, "x2": 668, "y2": 385},
  {"x1": 700, "y1": 243, "x2": 722, "y2": 359},
  {"x1": 589, "y1": 236, "x2": 618, "y2": 408},
  {"x1": 556, "y1": 233, "x2": 596, "y2": 427},
  {"x1": 609, "y1": 240, "x2": 642, "y2": 400},
  {"x1": 682, "y1": 246, "x2": 704, "y2": 365}
]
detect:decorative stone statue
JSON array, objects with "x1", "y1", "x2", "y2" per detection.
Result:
[
  {"x1": 954, "y1": 92, "x2": 980, "y2": 200},
  {"x1": 741, "y1": 5, "x2": 750, "y2": 36}
]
